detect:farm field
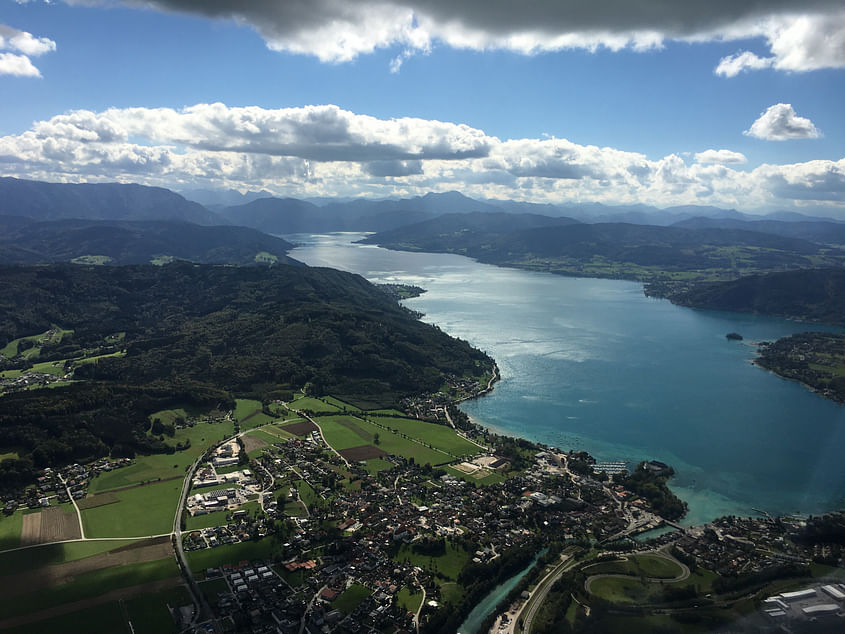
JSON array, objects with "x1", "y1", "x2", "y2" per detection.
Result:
[
  {"x1": 89, "y1": 422, "x2": 233, "y2": 493},
  {"x1": 289, "y1": 396, "x2": 342, "y2": 413},
  {"x1": 366, "y1": 416, "x2": 478, "y2": 457},
  {"x1": 234, "y1": 399, "x2": 276, "y2": 430},
  {"x1": 185, "y1": 538, "x2": 283, "y2": 577},
  {"x1": 20, "y1": 504, "x2": 81, "y2": 545},
  {"x1": 318, "y1": 415, "x2": 452, "y2": 466},
  {"x1": 322, "y1": 396, "x2": 361, "y2": 411},
  {"x1": 124, "y1": 584, "x2": 192, "y2": 633},
  {"x1": 279, "y1": 419, "x2": 316, "y2": 436},
  {"x1": 0, "y1": 555, "x2": 179, "y2": 621},
  {"x1": 0, "y1": 601, "x2": 127, "y2": 634},
  {"x1": 0, "y1": 328, "x2": 73, "y2": 359},
  {"x1": 82, "y1": 478, "x2": 183, "y2": 538},
  {"x1": 0, "y1": 511, "x2": 23, "y2": 551},
  {"x1": 0, "y1": 539, "x2": 141, "y2": 575},
  {"x1": 316, "y1": 413, "x2": 477, "y2": 466}
]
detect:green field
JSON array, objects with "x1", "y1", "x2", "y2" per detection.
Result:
[
  {"x1": 295, "y1": 479, "x2": 326, "y2": 510},
  {"x1": 185, "y1": 538, "x2": 282, "y2": 576},
  {"x1": 89, "y1": 422, "x2": 233, "y2": 493},
  {"x1": 317, "y1": 414, "x2": 465, "y2": 466},
  {"x1": 70, "y1": 255, "x2": 114, "y2": 265},
  {"x1": 588, "y1": 576, "x2": 666, "y2": 604},
  {"x1": 71, "y1": 350, "x2": 126, "y2": 367},
  {"x1": 125, "y1": 585, "x2": 191, "y2": 633},
  {"x1": 234, "y1": 399, "x2": 275, "y2": 430},
  {"x1": 1, "y1": 600, "x2": 127, "y2": 634},
  {"x1": 397, "y1": 587, "x2": 423, "y2": 614},
  {"x1": 82, "y1": 479, "x2": 183, "y2": 538},
  {"x1": 0, "y1": 557, "x2": 179, "y2": 621},
  {"x1": 363, "y1": 458, "x2": 394, "y2": 474},
  {"x1": 28, "y1": 360, "x2": 66, "y2": 376},
  {"x1": 198, "y1": 577, "x2": 230, "y2": 602},
  {"x1": 0, "y1": 511, "x2": 23, "y2": 551},
  {"x1": 0, "y1": 539, "x2": 141, "y2": 575},
  {"x1": 322, "y1": 396, "x2": 362, "y2": 411},
  {"x1": 1, "y1": 328, "x2": 73, "y2": 359},
  {"x1": 316, "y1": 416, "x2": 373, "y2": 450},
  {"x1": 290, "y1": 396, "x2": 342, "y2": 413},
  {"x1": 393, "y1": 542, "x2": 469, "y2": 581},
  {"x1": 246, "y1": 426, "x2": 293, "y2": 445},
  {"x1": 253, "y1": 251, "x2": 278, "y2": 264},
  {"x1": 333, "y1": 584, "x2": 371, "y2": 614},
  {"x1": 368, "y1": 416, "x2": 478, "y2": 457},
  {"x1": 583, "y1": 554, "x2": 683, "y2": 580}
]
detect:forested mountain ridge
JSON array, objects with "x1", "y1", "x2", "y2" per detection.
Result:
[
  {"x1": 0, "y1": 217, "x2": 300, "y2": 266},
  {"x1": 362, "y1": 214, "x2": 841, "y2": 282},
  {"x1": 0, "y1": 263, "x2": 492, "y2": 473},
  {"x1": 0, "y1": 177, "x2": 222, "y2": 225},
  {"x1": 664, "y1": 269, "x2": 845, "y2": 325}
]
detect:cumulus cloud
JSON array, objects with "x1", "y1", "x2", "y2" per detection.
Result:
[
  {"x1": 694, "y1": 149, "x2": 748, "y2": 164},
  {"x1": 0, "y1": 24, "x2": 56, "y2": 77},
  {"x1": 23, "y1": 103, "x2": 495, "y2": 161},
  {"x1": 0, "y1": 52, "x2": 42, "y2": 77},
  {"x1": 714, "y1": 51, "x2": 773, "y2": 77},
  {"x1": 74, "y1": 1, "x2": 845, "y2": 73},
  {"x1": 715, "y1": 12, "x2": 845, "y2": 76},
  {"x1": 744, "y1": 104, "x2": 821, "y2": 141},
  {"x1": 1, "y1": 103, "x2": 843, "y2": 211}
]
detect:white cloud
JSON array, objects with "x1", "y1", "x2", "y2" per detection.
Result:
[
  {"x1": 74, "y1": 1, "x2": 844, "y2": 74},
  {"x1": 715, "y1": 12, "x2": 845, "y2": 76},
  {"x1": 694, "y1": 149, "x2": 748, "y2": 164},
  {"x1": 0, "y1": 52, "x2": 42, "y2": 77},
  {"x1": 25, "y1": 103, "x2": 495, "y2": 161},
  {"x1": 1, "y1": 103, "x2": 843, "y2": 211},
  {"x1": 744, "y1": 103, "x2": 821, "y2": 141},
  {"x1": 0, "y1": 25, "x2": 56, "y2": 77},
  {"x1": 715, "y1": 51, "x2": 773, "y2": 77}
]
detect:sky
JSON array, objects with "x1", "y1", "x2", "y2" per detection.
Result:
[{"x1": 1, "y1": 1, "x2": 844, "y2": 214}]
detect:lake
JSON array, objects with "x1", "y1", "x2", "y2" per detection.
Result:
[{"x1": 289, "y1": 232, "x2": 845, "y2": 525}]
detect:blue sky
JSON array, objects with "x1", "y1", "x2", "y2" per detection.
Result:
[{"x1": 2, "y1": 1, "x2": 844, "y2": 214}]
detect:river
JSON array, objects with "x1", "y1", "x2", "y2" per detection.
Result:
[{"x1": 288, "y1": 232, "x2": 845, "y2": 525}]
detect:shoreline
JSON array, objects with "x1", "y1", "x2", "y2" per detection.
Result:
[{"x1": 751, "y1": 358, "x2": 845, "y2": 407}]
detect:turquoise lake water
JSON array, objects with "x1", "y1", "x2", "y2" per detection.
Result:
[{"x1": 289, "y1": 233, "x2": 845, "y2": 525}]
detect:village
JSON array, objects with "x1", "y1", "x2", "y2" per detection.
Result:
[{"x1": 3, "y1": 393, "x2": 844, "y2": 634}]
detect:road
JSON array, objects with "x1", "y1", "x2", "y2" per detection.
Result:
[
  {"x1": 583, "y1": 548, "x2": 690, "y2": 595},
  {"x1": 283, "y1": 401, "x2": 351, "y2": 467},
  {"x1": 412, "y1": 573, "x2": 425, "y2": 634},
  {"x1": 171, "y1": 451, "x2": 213, "y2": 626},
  {"x1": 511, "y1": 553, "x2": 577, "y2": 634},
  {"x1": 58, "y1": 474, "x2": 85, "y2": 540}
]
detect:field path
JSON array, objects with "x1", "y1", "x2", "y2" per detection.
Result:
[
  {"x1": 59, "y1": 474, "x2": 85, "y2": 539},
  {"x1": 283, "y1": 401, "x2": 351, "y2": 467}
]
